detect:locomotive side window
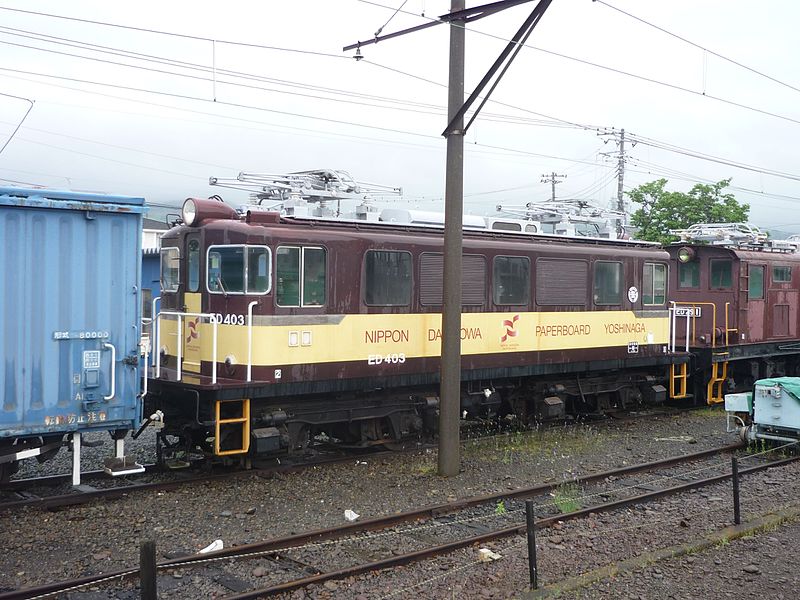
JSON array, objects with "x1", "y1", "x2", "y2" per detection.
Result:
[
  {"x1": 492, "y1": 221, "x2": 521, "y2": 232},
  {"x1": 773, "y1": 266, "x2": 792, "y2": 282},
  {"x1": 364, "y1": 250, "x2": 412, "y2": 306},
  {"x1": 678, "y1": 261, "x2": 699, "y2": 288},
  {"x1": 643, "y1": 263, "x2": 667, "y2": 305},
  {"x1": 276, "y1": 246, "x2": 326, "y2": 307},
  {"x1": 160, "y1": 247, "x2": 180, "y2": 293},
  {"x1": 593, "y1": 261, "x2": 622, "y2": 305},
  {"x1": 188, "y1": 239, "x2": 200, "y2": 292},
  {"x1": 207, "y1": 245, "x2": 271, "y2": 295},
  {"x1": 302, "y1": 247, "x2": 326, "y2": 306},
  {"x1": 748, "y1": 265, "x2": 764, "y2": 300},
  {"x1": 276, "y1": 247, "x2": 300, "y2": 305},
  {"x1": 247, "y1": 248, "x2": 270, "y2": 293},
  {"x1": 710, "y1": 259, "x2": 733, "y2": 289},
  {"x1": 535, "y1": 258, "x2": 587, "y2": 306},
  {"x1": 493, "y1": 256, "x2": 530, "y2": 305}
]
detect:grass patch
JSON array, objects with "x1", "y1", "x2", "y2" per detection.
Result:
[
  {"x1": 463, "y1": 425, "x2": 603, "y2": 463},
  {"x1": 415, "y1": 461, "x2": 436, "y2": 475},
  {"x1": 552, "y1": 482, "x2": 582, "y2": 513},
  {"x1": 691, "y1": 406, "x2": 725, "y2": 418}
]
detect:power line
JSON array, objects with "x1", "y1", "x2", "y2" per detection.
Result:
[
  {"x1": 0, "y1": 90, "x2": 34, "y2": 156},
  {"x1": 626, "y1": 132, "x2": 800, "y2": 182},
  {"x1": 0, "y1": 26, "x2": 585, "y2": 131},
  {"x1": 595, "y1": 0, "x2": 800, "y2": 95},
  {"x1": 0, "y1": 66, "x2": 616, "y2": 169},
  {"x1": 0, "y1": 4, "x2": 348, "y2": 59},
  {"x1": 4, "y1": 9, "x2": 798, "y2": 196},
  {"x1": 357, "y1": 0, "x2": 800, "y2": 128},
  {"x1": 362, "y1": 59, "x2": 595, "y2": 130}
]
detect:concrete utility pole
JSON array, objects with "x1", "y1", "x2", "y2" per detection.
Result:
[
  {"x1": 599, "y1": 128, "x2": 628, "y2": 234},
  {"x1": 540, "y1": 171, "x2": 566, "y2": 202},
  {"x1": 438, "y1": 0, "x2": 466, "y2": 477},
  {"x1": 344, "y1": 0, "x2": 555, "y2": 479},
  {"x1": 616, "y1": 128, "x2": 626, "y2": 215}
]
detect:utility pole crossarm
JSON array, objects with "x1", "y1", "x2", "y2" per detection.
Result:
[
  {"x1": 342, "y1": 0, "x2": 535, "y2": 52},
  {"x1": 443, "y1": 0, "x2": 554, "y2": 136}
]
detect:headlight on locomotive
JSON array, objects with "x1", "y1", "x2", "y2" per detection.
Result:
[
  {"x1": 677, "y1": 247, "x2": 696, "y2": 263},
  {"x1": 182, "y1": 198, "x2": 198, "y2": 226}
]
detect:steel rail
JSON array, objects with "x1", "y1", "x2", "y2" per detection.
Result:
[
  {"x1": 0, "y1": 442, "x2": 752, "y2": 600},
  {"x1": 222, "y1": 454, "x2": 800, "y2": 599},
  {"x1": 1, "y1": 406, "x2": 703, "y2": 509}
]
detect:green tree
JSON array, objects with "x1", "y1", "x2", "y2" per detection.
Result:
[{"x1": 627, "y1": 178, "x2": 749, "y2": 244}]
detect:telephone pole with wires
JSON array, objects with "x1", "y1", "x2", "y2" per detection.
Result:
[
  {"x1": 540, "y1": 171, "x2": 566, "y2": 201},
  {"x1": 599, "y1": 128, "x2": 631, "y2": 233}
]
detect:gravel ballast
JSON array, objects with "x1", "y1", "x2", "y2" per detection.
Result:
[{"x1": 2, "y1": 408, "x2": 797, "y2": 599}]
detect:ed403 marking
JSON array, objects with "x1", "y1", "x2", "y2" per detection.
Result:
[
  {"x1": 368, "y1": 353, "x2": 406, "y2": 365},
  {"x1": 210, "y1": 313, "x2": 245, "y2": 325}
]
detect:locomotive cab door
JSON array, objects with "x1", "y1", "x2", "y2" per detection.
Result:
[
  {"x1": 182, "y1": 236, "x2": 202, "y2": 375},
  {"x1": 744, "y1": 262, "x2": 765, "y2": 342}
]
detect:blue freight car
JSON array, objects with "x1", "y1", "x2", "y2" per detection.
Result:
[{"x1": 0, "y1": 187, "x2": 146, "y2": 484}]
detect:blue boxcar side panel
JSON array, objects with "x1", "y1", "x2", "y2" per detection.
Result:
[{"x1": 0, "y1": 188, "x2": 145, "y2": 438}]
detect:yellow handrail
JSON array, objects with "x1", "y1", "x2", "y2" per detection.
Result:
[{"x1": 724, "y1": 302, "x2": 738, "y2": 345}]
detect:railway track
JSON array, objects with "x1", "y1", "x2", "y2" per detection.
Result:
[
  {"x1": 0, "y1": 448, "x2": 399, "y2": 512},
  {"x1": 0, "y1": 403, "x2": 708, "y2": 512},
  {"x1": 7, "y1": 441, "x2": 796, "y2": 600}
]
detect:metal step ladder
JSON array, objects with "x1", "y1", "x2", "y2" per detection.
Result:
[
  {"x1": 214, "y1": 399, "x2": 251, "y2": 456},
  {"x1": 706, "y1": 359, "x2": 729, "y2": 405},
  {"x1": 670, "y1": 363, "x2": 689, "y2": 399}
]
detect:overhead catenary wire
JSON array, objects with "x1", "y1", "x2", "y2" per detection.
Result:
[
  {"x1": 0, "y1": 4, "x2": 349, "y2": 59},
  {"x1": 0, "y1": 90, "x2": 34, "y2": 156},
  {"x1": 0, "y1": 25, "x2": 576, "y2": 130},
  {"x1": 3, "y1": 2, "x2": 798, "y2": 158},
  {"x1": 356, "y1": 0, "x2": 800, "y2": 128},
  {"x1": 594, "y1": 0, "x2": 800, "y2": 96},
  {"x1": 2, "y1": 5, "x2": 798, "y2": 207}
]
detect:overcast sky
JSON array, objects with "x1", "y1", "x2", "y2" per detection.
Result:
[{"x1": 0, "y1": 0, "x2": 798, "y2": 230}]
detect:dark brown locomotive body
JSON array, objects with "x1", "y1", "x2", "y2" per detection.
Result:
[
  {"x1": 147, "y1": 201, "x2": 676, "y2": 457},
  {"x1": 667, "y1": 244, "x2": 800, "y2": 401}
]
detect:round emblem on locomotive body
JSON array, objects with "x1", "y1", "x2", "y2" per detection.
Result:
[{"x1": 627, "y1": 286, "x2": 639, "y2": 303}]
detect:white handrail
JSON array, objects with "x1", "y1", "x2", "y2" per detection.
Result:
[
  {"x1": 154, "y1": 311, "x2": 219, "y2": 384},
  {"x1": 151, "y1": 296, "x2": 161, "y2": 367},
  {"x1": 177, "y1": 313, "x2": 183, "y2": 381},
  {"x1": 669, "y1": 303, "x2": 694, "y2": 354},
  {"x1": 103, "y1": 342, "x2": 116, "y2": 400},
  {"x1": 670, "y1": 302, "x2": 676, "y2": 352},
  {"x1": 247, "y1": 301, "x2": 259, "y2": 382}
]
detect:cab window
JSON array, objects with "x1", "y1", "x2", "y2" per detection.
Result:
[
  {"x1": 160, "y1": 247, "x2": 180, "y2": 293},
  {"x1": 643, "y1": 263, "x2": 667, "y2": 305},
  {"x1": 207, "y1": 245, "x2": 270, "y2": 295},
  {"x1": 276, "y1": 246, "x2": 326, "y2": 307},
  {"x1": 748, "y1": 265, "x2": 764, "y2": 299},
  {"x1": 188, "y1": 239, "x2": 200, "y2": 292},
  {"x1": 710, "y1": 259, "x2": 733, "y2": 289},
  {"x1": 678, "y1": 261, "x2": 700, "y2": 288}
]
